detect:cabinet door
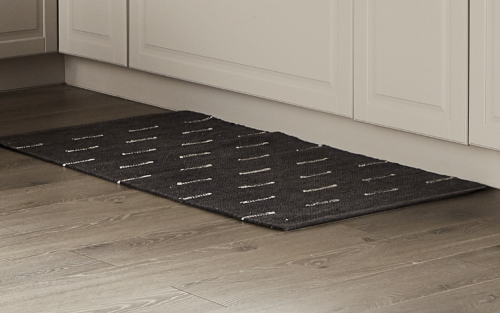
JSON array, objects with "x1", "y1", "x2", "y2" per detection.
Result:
[
  {"x1": 129, "y1": 0, "x2": 353, "y2": 117},
  {"x1": 0, "y1": 0, "x2": 57, "y2": 59},
  {"x1": 59, "y1": 0, "x2": 127, "y2": 66},
  {"x1": 354, "y1": 0, "x2": 469, "y2": 143},
  {"x1": 470, "y1": 0, "x2": 500, "y2": 151}
]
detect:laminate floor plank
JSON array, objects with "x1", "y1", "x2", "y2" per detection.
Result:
[
  {"x1": 73, "y1": 220, "x2": 276, "y2": 266},
  {"x1": 73, "y1": 223, "x2": 377, "y2": 267},
  {"x1": 338, "y1": 188, "x2": 500, "y2": 239},
  {"x1": 0, "y1": 103, "x2": 167, "y2": 136},
  {"x1": 0, "y1": 85, "x2": 167, "y2": 123},
  {"x1": 172, "y1": 218, "x2": 500, "y2": 308},
  {"x1": 0, "y1": 251, "x2": 113, "y2": 292},
  {"x1": 0, "y1": 162, "x2": 84, "y2": 192},
  {"x1": 0, "y1": 205, "x2": 239, "y2": 261},
  {"x1": 0, "y1": 175, "x2": 127, "y2": 216},
  {"x1": 366, "y1": 278, "x2": 500, "y2": 313},
  {"x1": 0, "y1": 225, "x2": 379, "y2": 310},
  {"x1": 0, "y1": 282, "x2": 223, "y2": 313},
  {"x1": 1, "y1": 189, "x2": 175, "y2": 233},
  {"x1": 204, "y1": 257, "x2": 500, "y2": 313},
  {"x1": 0, "y1": 148, "x2": 40, "y2": 171},
  {"x1": 0, "y1": 225, "x2": 16, "y2": 237},
  {"x1": 455, "y1": 244, "x2": 500, "y2": 272}
]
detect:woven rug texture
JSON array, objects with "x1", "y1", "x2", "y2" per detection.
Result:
[{"x1": 0, "y1": 111, "x2": 485, "y2": 230}]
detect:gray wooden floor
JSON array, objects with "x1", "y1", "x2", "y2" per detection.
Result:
[{"x1": 1, "y1": 85, "x2": 500, "y2": 313}]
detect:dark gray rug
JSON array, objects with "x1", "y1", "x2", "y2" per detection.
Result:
[{"x1": 0, "y1": 111, "x2": 485, "y2": 230}]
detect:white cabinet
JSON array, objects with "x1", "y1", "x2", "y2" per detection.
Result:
[
  {"x1": 129, "y1": 0, "x2": 354, "y2": 117},
  {"x1": 354, "y1": 0, "x2": 469, "y2": 144},
  {"x1": 59, "y1": 0, "x2": 128, "y2": 66},
  {"x1": 470, "y1": 0, "x2": 500, "y2": 151},
  {"x1": 0, "y1": 0, "x2": 57, "y2": 59}
]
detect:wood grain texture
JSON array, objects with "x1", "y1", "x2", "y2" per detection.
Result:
[
  {"x1": 455, "y1": 245, "x2": 500, "y2": 272},
  {"x1": 0, "y1": 251, "x2": 112, "y2": 292},
  {"x1": 207, "y1": 258, "x2": 500, "y2": 312},
  {"x1": 173, "y1": 218, "x2": 500, "y2": 308},
  {"x1": 74, "y1": 223, "x2": 378, "y2": 267},
  {"x1": 0, "y1": 225, "x2": 16, "y2": 237},
  {"x1": 0, "y1": 161, "x2": 83, "y2": 192},
  {"x1": 0, "y1": 175, "x2": 127, "y2": 216},
  {"x1": 0, "y1": 85, "x2": 499, "y2": 312},
  {"x1": 338, "y1": 188, "x2": 499, "y2": 239},
  {"x1": 0, "y1": 280, "x2": 223, "y2": 313},
  {"x1": 0, "y1": 86, "x2": 167, "y2": 136},
  {"x1": 367, "y1": 278, "x2": 500, "y2": 313},
  {"x1": 0, "y1": 149, "x2": 39, "y2": 171},
  {"x1": 0, "y1": 203, "x2": 233, "y2": 261}
]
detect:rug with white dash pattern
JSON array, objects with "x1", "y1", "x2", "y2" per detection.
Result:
[{"x1": 0, "y1": 111, "x2": 486, "y2": 230}]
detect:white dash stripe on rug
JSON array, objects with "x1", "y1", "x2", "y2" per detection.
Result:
[
  {"x1": 303, "y1": 184, "x2": 337, "y2": 193},
  {"x1": 239, "y1": 181, "x2": 275, "y2": 189},
  {"x1": 426, "y1": 177, "x2": 454, "y2": 184},
  {"x1": 296, "y1": 145, "x2": 323, "y2": 152},
  {"x1": 238, "y1": 154, "x2": 270, "y2": 162},
  {"x1": 239, "y1": 168, "x2": 271, "y2": 175},
  {"x1": 362, "y1": 174, "x2": 396, "y2": 182},
  {"x1": 65, "y1": 146, "x2": 99, "y2": 153},
  {"x1": 300, "y1": 171, "x2": 332, "y2": 179},
  {"x1": 128, "y1": 126, "x2": 158, "y2": 133},
  {"x1": 126, "y1": 137, "x2": 157, "y2": 144},
  {"x1": 72, "y1": 134, "x2": 104, "y2": 141},
  {"x1": 117, "y1": 175, "x2": 152, "y2": 184},
  {"x1": 358, "y1": 161, "x2": 388, "y2": 168},
  {"x1": 184, "y1": 116, "x2": 212, "y2": 123},
  {"x1": 305, "y1": 199, "x2": 340, "y2": 207},
  {"x1": 182, "y1": 128, "x2": 213, "y2": 135},
  {"x1": 181, "y1": 164, "x2": 212, "y2": 171},
  {"x1": 236, "y1": 142, "x2": 269, "y2": 149},
  {"x1": 180, "y1": 152, "x2": 211, "y2": 159},
  {"x1": 240, "y1": 196, "x2": 276, "y2": 205},
  {"x1": 122, "y1": 148, "x2": 157, "y2": 156},
  {"x1": 182, "y1": 139, "x2": 213, "y2": 146},
  {"x1": 241, "y1": 211, "x2": 276, "y2": 220},
  {"x1": 364, "y1": 188, "x2": 399, "y2": 196},
  {"x1": 296, "y1": 158, "x2": 328, "y2": 165},
  {"x1": 177, "y1": 178, "x2": 213, "y2": 186},
  {"x1": 238, "y1": 131, "x2": 267, "y2": 138},
  {"x1": 119, "y1": 161, "x2": 154, "y2": 169},
  {"x1": 15, "y1": 143, "x2": 43, "y2": 149},
  {"x1": 62, "y1": 158, "x2": 95, "y2": 167},
  {"x1": 182, "y1": 193, "x2": 212, "y2": 200}
]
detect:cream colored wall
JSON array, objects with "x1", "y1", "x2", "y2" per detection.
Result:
[
  {"x1": 0, "y1": 53, "x2": 65, "y2": 92},
  {"x1": 64, "y1": 55, "x2": 500, "y2": 189}
]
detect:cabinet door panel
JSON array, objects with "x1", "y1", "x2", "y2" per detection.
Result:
[
  {"x1": 0, "y1": 0, "x2": 45, "y2": 58},
  {"x1": 354, "y1": 0, "x2": 468, "y2": 143},
  {"x1": 470, "y1": 0, "x2": 500, "y2": 151},
  {"x1": 59, "y1": 0, "x2": 127, "y2": 66},
  {"x1": 130, "y1": 0, "x2": 353, "y2": 117},
  {"x1": 0, "y1": 0, "x2": 38, "y2": 33}
]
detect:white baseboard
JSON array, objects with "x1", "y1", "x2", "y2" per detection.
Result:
[
  {"x1": 64, "y1": 55, "x2": 500, "y2": 189},
  {"x1": 0, "y1": 53, "x2": 65, "y2": 92}
]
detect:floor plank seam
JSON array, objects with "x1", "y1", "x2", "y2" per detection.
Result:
[
  {"x1": 171, "y1": 286, "x2": 228, "y2": 309},
  {"x1": 0, "y1": 224, "x2": 18, "y2": 235},
  {"x1": 70, "y1": 250, "x2": 117, "y2": 268}
]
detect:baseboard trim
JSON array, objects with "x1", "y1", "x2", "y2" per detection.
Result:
[
  {"x1": 64, "y1": 55, "x2": 500, "y2": 189},
  {"x1": 0, "y1": 53, "x2": 65, "y2": 92}
]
